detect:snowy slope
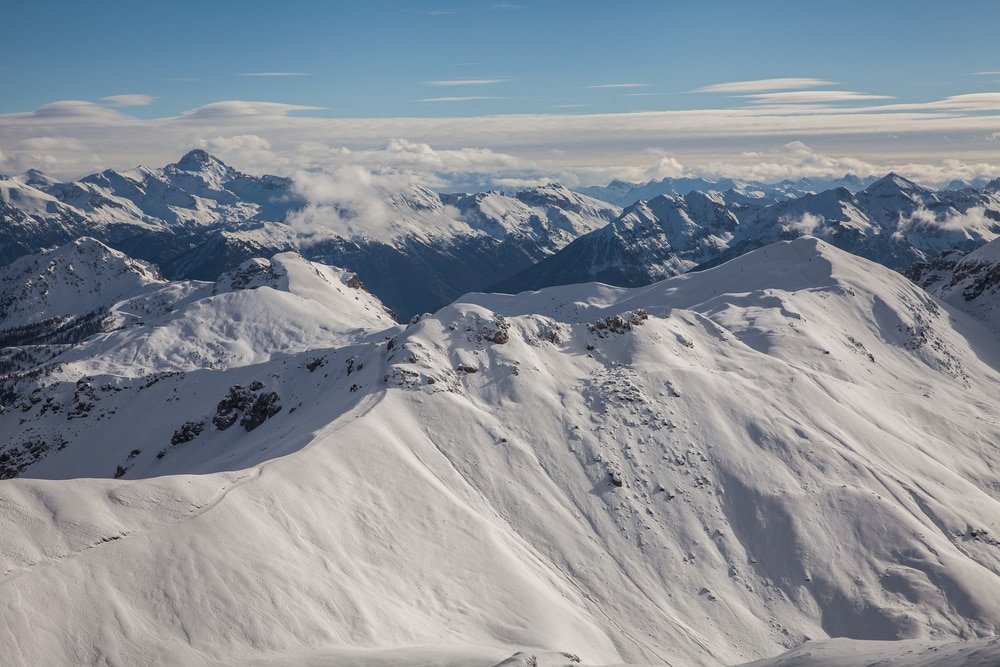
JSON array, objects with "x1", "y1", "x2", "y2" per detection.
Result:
[
  {"x1": 741, "y1": 636, "x2": 1000, "y2": 667},
  {"x1": 494, "y1": 191, "x2": 740, "y2": 290},
  {"x1": 0, "y1": 241, "x2": 396, "y2": 385},
  {"x1": 0, "y1": 237, "x2": 165, "y2": 330},
  {"x1": 1, "y1": 238, "x2": 999, "y2": 665}
]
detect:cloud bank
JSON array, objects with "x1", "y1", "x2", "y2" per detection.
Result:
[{"x1": 2, "y1": 89, "x2": 1000, "y2": 188}]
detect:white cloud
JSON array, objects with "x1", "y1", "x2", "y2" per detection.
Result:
[
  {"x1": 697, "y1": 78, "x2": 836, "y2": 93},
  {"x1": 17, "y1": 100, "x2": 133, "y2": 122},
  {"x1": 426, "y1": 79, "x2": 508, "y2": 86},
  {"x1": 102, "y1": 94, "x2": 156, "y2": 107},
  {"x1": 180, "y1": 101, "x2": 324, "y2": 118},
  {"x1": 196, "y1": 134, "x2": 284, "y2": 170},
  {"x1": 780, "y1": 212, "x2": 831, "y2": 236},
  {"x1": 743, "y1": 91, "x2": 892, "y2": 105},
  {"x1": 893, "y1": 206, "x2": 998, "y2": 242},
  {"x1": 698, "y1": 141, "x2": 881, "y2": 182},
  {"x1": 286, "y1": 166, "x2": 467, "y2": 241},
  {"x1": 492, "y1": 176, "x2": 554, "y2": 188},
  {"x1": 3, "y1": 96, "x2": 1000, "y2": 187}
]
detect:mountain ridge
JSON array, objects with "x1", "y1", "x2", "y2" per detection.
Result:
[{"x1": 1, "y1": 237, "x2": 999, "y2": 665}]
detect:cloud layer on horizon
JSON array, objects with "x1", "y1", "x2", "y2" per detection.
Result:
[{"x1": 1, "y1": 92, "x2": 1000, "y2": 188}]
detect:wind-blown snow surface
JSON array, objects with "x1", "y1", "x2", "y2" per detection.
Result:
[{"x1": 1, "y1": 238, "x2": 1000, "y2": 665}]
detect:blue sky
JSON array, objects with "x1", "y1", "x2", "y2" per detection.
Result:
[
  {"x1": 4, "y1": 0, "x2": 1000, "y2": 118},
  {"x1": 2, "y1": 1, "x2": 1000, "y2": 186}
]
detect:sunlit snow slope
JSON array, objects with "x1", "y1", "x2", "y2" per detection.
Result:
[{"x1": 1, "y1": 237, "x2": 999, "y2": 666}]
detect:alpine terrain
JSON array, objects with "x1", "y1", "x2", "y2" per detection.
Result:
[
  {"x1": 0, "y1": 236, "x2": 999, "y2": 666},
  {"x1": 0, "y1": 152, "x2": 620, "y2": 318}
]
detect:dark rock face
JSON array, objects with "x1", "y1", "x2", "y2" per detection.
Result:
[
  {"x1": 171, "y1": 421, "x2": 205, "y2": 445},
  {"x1": 213, "y1": 384, "x2": 282, "y2": 432},
  {"x1": 588, "y1": 310, "x2": 648, "y2": 337},
  {"x1": 240, "y1": 392, "x2": 281, "y2": 431}
]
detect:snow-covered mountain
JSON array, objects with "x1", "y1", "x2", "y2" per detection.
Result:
[
  {"x1": 0, "y1": 153, "x2": 619, "y2": 318},
  {"x1": 7, "y1": 154, "x2": 1000, "y2": 320},
  {"x1": 0, "y1": 236, "x2": 165, "y2": 331},
  {"x1": 0, "y1": 150, "x2": 302, "y2": 267},
  {"x1": 498, "y1": 174, "x2": 1000, "y2": 293},
  {"x1": 581, "y1": 174, "x2": 879, "y2": 208},
  {"x1": 1, "y1": 237, "x2": 999, "y2": 665},
  {"x1": 0, "y1": 239, "x2": 396, "y2": 410},
  {"x1": 908, "y1": 235, "x2": 1000, "y2": 334}
]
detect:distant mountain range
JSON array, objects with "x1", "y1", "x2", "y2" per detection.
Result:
[
  {"x1": 496, "y1": 173, "x2": 1000, "y2": 294},
  {"x1": 579, "y1": 173, "x2": 882, "y2": 207},
  {"x1": 0, "y1": 151, "x2": 619, "y2": 318},
  {"x1": 4, "y1": 152, "x2": 1000, "y2": 319}
]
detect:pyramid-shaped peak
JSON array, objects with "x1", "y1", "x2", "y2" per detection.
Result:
[
  {"x1": 174, "y1": 149, "x2": 227, "y2": 171},
  {"x1": 15, "y1": 168, "x2": 60, "y2": 189},
  {"x1": 868, "y1": 172, "x2": 921, "y2": 192}
]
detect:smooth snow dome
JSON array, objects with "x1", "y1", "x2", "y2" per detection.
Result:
[{"x1": 2, "y1": 238, "x2": 1000, "y2": 666}]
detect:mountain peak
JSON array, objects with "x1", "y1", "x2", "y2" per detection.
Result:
[
  {"x1": 19, "y1": 168, "x2": 59, "y2": 189},
  {"x1": 868, "y1": 172, "x2": 920, "y2": 192},
  {"x1": 173, "y1": 149, "x2": 227, "y2": 172}
]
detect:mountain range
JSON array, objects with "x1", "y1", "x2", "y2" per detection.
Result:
[
  {"x1": 0, "y1": 151, "x2": 619, "y2": 318},
  {"x1": 579, "y1": 173, "x2": 882, "y2": 207},
  {"x1": 495, "y1": 174, "x2": 1000, "y2": 293},
  {"x1": 6, "y1": 153, "x2": 1000, "y2": 320},
  {"x1": 1, "y1": 235, "x2": 1000, "y2": 665}
]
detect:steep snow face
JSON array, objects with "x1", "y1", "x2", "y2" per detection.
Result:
[
  {"x1": 445, "y1": 184, "x2": 619, "y2": 244},
  {"x1": 0, "y1": 237, "x2": 164, "y2": 331},
  {"x1": 0, "y1": 152, "x2": 305, "y2": 272},
  {"x1": 300, "y1": 182, "x2": 619, "y2": 246},
  {"x1": 1, "y1": 238, "x2": 999, "y2": 666},
  {"x1": 0, "y1": 178, "x2": 67, "y2": 216}
]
